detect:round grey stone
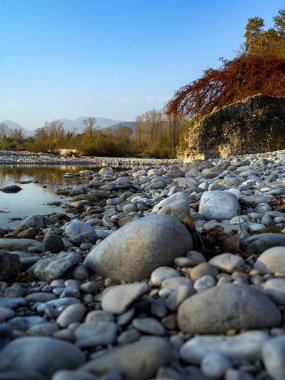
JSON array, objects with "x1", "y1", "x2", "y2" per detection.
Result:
[
  {"x1": 209, "y1": 253, "x2": 245, "y2": 273},
  {"x1": 84, "y1": 214, "x2": 193, "y2": 281},
  {"x1": 254, "y1": 246, "x2": 285, "y2": 274},
  {"x1": 74, "y1": 321, "x2": 117, "y2": 348},
  {"x1": 201, "y1": 353, "x2": 231, "y2": 378},
  {"x1": 0, "y1": 336, "x2": 85, "y2": 378},
  {"x1": 150, "y1": 267, "x2": 180, "y2": 286},
  {"x1": 56, "y1": 304, "x2": 86, "y2": 328},
  {"x1": 199, "y1": 191, "x2": 241, "y2": 220},
  {"x1": 177, "y1": 283, "x2": 281, "y2": 334}
]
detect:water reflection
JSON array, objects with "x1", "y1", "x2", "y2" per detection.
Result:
[{"x1": 0, "y1": 166, "x2": 94, "y2": 228}]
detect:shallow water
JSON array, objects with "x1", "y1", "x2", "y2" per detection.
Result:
[{"x1": 0, "y1": 166, "x2": 91, "y2": 228}]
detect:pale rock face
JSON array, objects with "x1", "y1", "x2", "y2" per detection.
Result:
[
  {"x1": 84, "y1": 214, "x2": 193, "y2": 281},
  {"x1": 199, "y1": 190, "x2": 241, "y2": 220}
]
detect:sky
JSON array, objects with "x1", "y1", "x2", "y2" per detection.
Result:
[{"x1": 0, "y1": 0, "x2": 284, "y2": 130}]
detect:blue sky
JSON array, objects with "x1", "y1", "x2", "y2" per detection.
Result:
[{"x1": 0, "y1": 0, "x2": 284, "y2": 130}]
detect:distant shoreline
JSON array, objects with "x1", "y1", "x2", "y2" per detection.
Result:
[{"x1": 0, "y1": 150, "x2": 180, "y2": 167}]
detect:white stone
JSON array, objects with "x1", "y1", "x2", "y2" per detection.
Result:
[
  {"x1": 209, "y1": 253, "x2": 245, "y2": 273},
  {"x1": 201, "y1": 353, "x2": 231, "y2": 378},
  {"x1": 199, "y1": 191, "x2": 241, "y2": 220}
]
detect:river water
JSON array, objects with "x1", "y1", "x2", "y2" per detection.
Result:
[{"x1": 0, "y1": 166, "x2": 90, "y2": 229}]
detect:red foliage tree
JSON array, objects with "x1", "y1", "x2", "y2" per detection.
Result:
[{"x1": 167, "y1": 53, "x2": 285, "y2": 117}]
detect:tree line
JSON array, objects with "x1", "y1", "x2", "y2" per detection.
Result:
[{"x1": 0, "y1": 113, "x2": 188, "y2": 158}]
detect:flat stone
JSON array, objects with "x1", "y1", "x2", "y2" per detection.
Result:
[
  {"x1": 0, "y1": 336, "x2": 85, "y2": 378},
  {"x1": 101, "y1": 283, "x2": 149, "y2": 314},
  {"x1": 177, "y1": 284, "x2": 281, "y2": 334},
  {"x1": 209, "y1": 253, "x2": 245, "y2": 273},
  {"x1": 79, "y1": 337, "x2": 172, "y2": 380},
  {"x1": 199, "y1": 191, "x2": 241, "y2": 220},
  {"x1": 0, "y1": 239, "x2": 42, "y2": 251},
  {"x1": 132, "y1": 317, "x2": 165, "y2": 336},
  {"x1": 150, "y1": 266, "x2": 180, "y2": 286},
  {"x1": 254, "y1": 246, "x2": 285, "y2": 274},
  {"x1": 56, "y1": 304, "x2": 86, "y2": 328},
  {"x1": 28, "y1": 251, "x2": 81, "y2": 281},
  {"x1": 84, "y1": 214, "x2": 193, "y2": 281},
  {"x1": 19, "y1": 215, "x2": 56, "y2": 230},
  {"x1": 180, "y1": 331, "x2": 269, "y2": 364},
  {"x1": 74, "y1": 321, "x2": 117, "y2": 348},
  {"x1": 247, "y1": 234, "x2": 285, "y2": 254},
  {"x1": 262, "y1": 336, "x2": 285, "y2": 380}
]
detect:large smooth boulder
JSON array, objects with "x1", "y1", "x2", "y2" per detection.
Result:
[
  {"x1": 84, "y1": 214, "x2": 193, "y2": 281},
  {"x1": 199, "y1": 190, "x2": 241, "y2": 220},
  {"x1": 177, "y1": 283, "x2": 281, "y2": 334},
  {"x1": 0, "y1": 337, "x2": 85, "y2": 378}
]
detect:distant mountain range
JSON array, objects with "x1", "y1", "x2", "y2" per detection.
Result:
[{"x1": 1, "y1": 117, "x2": 136, "y2": 136}]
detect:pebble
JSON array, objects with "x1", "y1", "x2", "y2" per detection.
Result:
[
  {"x1": 56, "y1": 304, "x2": 86, "y2": 328},
  {"x1": 101, "y1": 282, "x2": 150, "y2": 314},
  {"x1": 209, "y1": 253, "x2": 245, "y2": 273},
  {"x1": 201, "y1": 353, "x2": 232, "y2": 378},
  {"x1": 74, "y1": 321, "x2": 117, "y2": 348}
]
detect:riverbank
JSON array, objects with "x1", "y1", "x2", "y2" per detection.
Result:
[
  {"x1": 0, "y1": 149, "x2": 285, "y2": 379},
  {"x1": 0, "y1": 150, "x2": 180, "y2": 167}
]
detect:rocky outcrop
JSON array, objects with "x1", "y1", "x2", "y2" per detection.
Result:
[{"x1": 180, "y1": 94, "x2": 285, "y2": 160}]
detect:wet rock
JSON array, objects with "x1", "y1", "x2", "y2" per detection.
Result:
[
  {"x1": 263, "y1": 278, "x2": 285, "y2": 306},
  {"x1": 28, "y1": 251, "x2": 81, "y2": 281},
  {"x1": 19, "y1": 215, "x2": 56, "y2": 230},
  {"x1": 0, "y1": 251, "x2": 22, "y2": 280},
  {"x1": 84, "y1": 214, "x2": 193, "y2": 281},
  {"x1": 64, "y1": 220, "x2": 97, "y2": 245},
  {"x1": 43, "y1": 233, "x2": 65, "y2": 253},
  {"x1": 0, "y1": 185, "x2": 22, "y2": 193},
  {"x1": 177, "y1": 283, "x2": 281, "y2": 334}
]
